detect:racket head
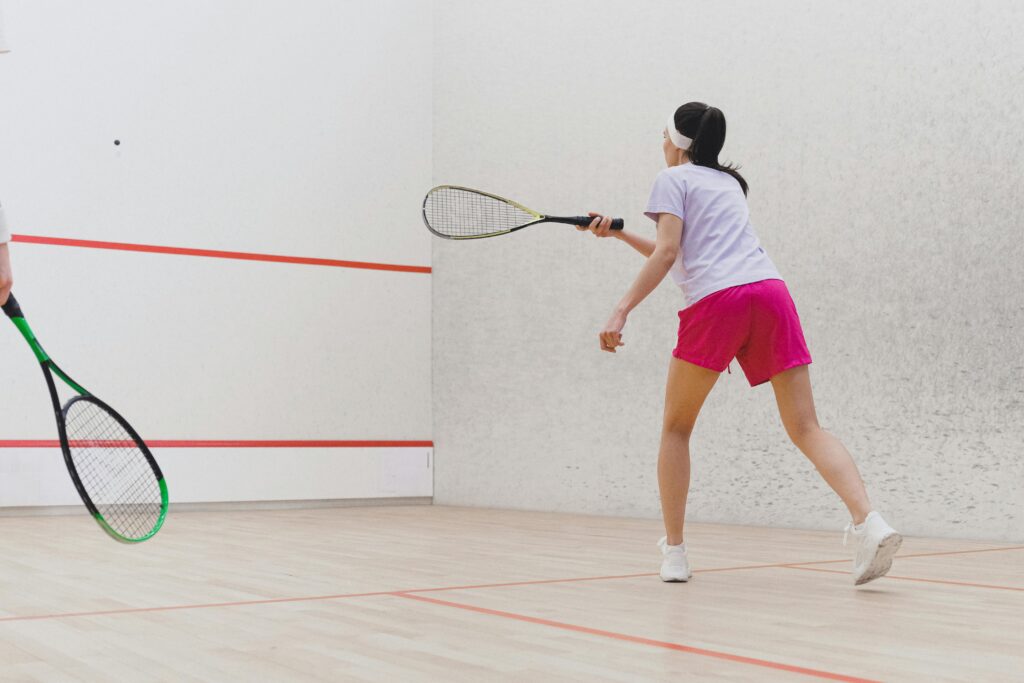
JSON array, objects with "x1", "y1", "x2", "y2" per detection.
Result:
[
  {"x1": 422, "y1": 185, "x2": 543, "y2": 239},
  {"x1": 58, "y1": 395, "x2": 168, "y2": 543}
]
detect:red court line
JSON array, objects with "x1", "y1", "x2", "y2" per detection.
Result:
[
  {"x1": 11, "y1": 234, "x2": 431, "y2": 274},
  {"x1": 785, "y1": 545, "x2": 1024, "y2": 567},
  {"x1": 785, "y1": 565, "x2": 1024, "y2": 592},
  {"x1": 400, "y1": 571, "x2": 658, "y2": 593},
  {"x1": 695, "y1": 561, "x2": 798, "y2": 574},
  {"x1": 0, "y1": 568, "x2": 738, "y2": 623},
  {"x1": 0, "y1": 563, "x2": 806, "y2": 624},
  {"x1": 0, "y1": 440, "x2": 433, "y2": 448},
  {"x1": 0, "y1": 589, "x2": 398, "y2": 623},
  {"x1": 396, "y1": 592, "x2": 878, "y2": 683},
  {"x1": 2, "y1": 544, "x2": 1021, "y2": 624},
  {"x1": 886, "y1": 545, "x2": 1024, "y2": 560}
]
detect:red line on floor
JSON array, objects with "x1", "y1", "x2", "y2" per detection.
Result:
[
  {"x1": 396, "y1": 592, "x2": 878, "y2": 683},
  {"x1": 11, "y1": 234, "x2": 431, "y2": 274},
  {"x1": 785, "y1": 545, "x2": 1024, "y2": 567},
  {"x1": 694, "y1": 562, "x2": 798, "y2": 573},
  {"x1": 0, "y1": 590, "x2": 397, "y2": 623},
  {"x1": 0, "y1": 563, "x2": 795, "y2": 624},
  {"x1": 890, "y1": 545, "x2": 1024, "y2": 560},
  {"x1": 1, "y1": 544, "x2": 1020, "y2": 624},
  {"x1": 395, "y1": 572, "x2": 659, "y2": 594},
  {"x1": 0, "y1": 440, "x2": 434, "y2": 448},
  {"x1": 785, "y1": 565, "x2": 1024, "y2": 592}
]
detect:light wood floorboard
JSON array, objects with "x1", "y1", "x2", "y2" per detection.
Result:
[{"x1": 0, "y1": 506, "x2": 1020, "y2": 682}]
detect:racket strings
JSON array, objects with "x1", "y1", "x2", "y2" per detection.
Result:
[
  {"x1": 424, "y1": 187, "x2": 537, "y2": 238},
  {"x1": 63, "y1": 399, "x2": 162, "y2": 540}
]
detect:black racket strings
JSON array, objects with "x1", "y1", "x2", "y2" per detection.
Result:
[
  {"x1": 425, "y1": 187, "x2": 535, "y2": 238},
  {"x1": 63, "y1": 399, "x2": 162, "y2": 538}
]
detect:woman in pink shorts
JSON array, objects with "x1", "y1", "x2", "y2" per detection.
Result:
[{"x1": 580, "y1": 102, "x2": 901, "y2": 586}]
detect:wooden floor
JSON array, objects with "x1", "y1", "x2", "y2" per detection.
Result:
[{"x1": 0, "y1": 506, "x2": 1021, "y2": 682}]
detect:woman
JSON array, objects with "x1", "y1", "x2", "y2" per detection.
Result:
[{"x1": 580, "y1": 102, "x2": 901, "y2": 586}]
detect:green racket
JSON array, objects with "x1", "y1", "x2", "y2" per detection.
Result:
[{"x1": 2, "y1": 293, "x2": 168, "y2": 543}]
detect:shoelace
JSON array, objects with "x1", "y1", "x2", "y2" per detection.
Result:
[{"x1": 843, "y1": 520, "x2": 869, "y2": 547}]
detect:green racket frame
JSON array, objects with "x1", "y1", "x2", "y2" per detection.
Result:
[{"x1": 2, "y1": 293, "x2": 168, "y2": 543}]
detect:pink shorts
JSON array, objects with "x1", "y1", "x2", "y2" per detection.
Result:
[{"x1": 673, "y1": 279, "x2": 812, "y2": 387}]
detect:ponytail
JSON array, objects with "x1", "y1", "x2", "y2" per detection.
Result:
[{"x1": 672, "y1": 102, "x2": 748, "y2": 196}]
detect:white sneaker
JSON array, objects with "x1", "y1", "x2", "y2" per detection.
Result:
[
  {"x1": 657, "y1": 536, "x2": 691, "y2": 582},
  {"x1": 845, "y1": 511, "x2": 902, "y2": 586}
]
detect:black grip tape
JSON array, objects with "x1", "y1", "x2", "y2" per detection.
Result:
[
  {"x1": 2, "y1": 293, "x2": 23, "y2": 319},
  {"x1": 572, "y1": 216, "x2": 625, "y2": 230}
]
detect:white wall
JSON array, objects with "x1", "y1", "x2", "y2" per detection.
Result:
[
  {"x1": 432, "y1": 0, "x2": 1024, "y2": 541},
  {"x1": 0, "y1": 0, "x2": 433, "y2": 506}
]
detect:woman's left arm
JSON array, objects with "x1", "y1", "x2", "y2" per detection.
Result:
[
  {"x1": 598, "y1": 213, "x2": 682, "y2": 353},
  {"x1": 0, "y1": 243, "x2": 12, "y2": 306}
]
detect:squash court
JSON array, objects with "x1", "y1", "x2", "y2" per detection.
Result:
[{"x1": 1, "y1": 2, "x2": 1022, "y2": 682}]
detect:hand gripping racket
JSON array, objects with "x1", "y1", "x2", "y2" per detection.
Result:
[
  {"x1": 3, "y1": 293, "x2": 168, "y2": 543},
  {"x1": 422, "y1": 185, "x2": 625, "y2": 240}
]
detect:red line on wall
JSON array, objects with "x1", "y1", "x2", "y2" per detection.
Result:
[
  {"x1": 0, "y1": 440, "x2": 433, "y2": 448},
  {"x1": 11, "y1": 234, "x2": 431, "y2": 274}
]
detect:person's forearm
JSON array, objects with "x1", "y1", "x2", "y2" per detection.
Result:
[
  {"x1": 615, "y1": 230, "x2": 657, "y2": 258},
  {"x1": 614, "y1": 247, "x2": 676, "y2": 314},
  {"x1": 0, "y1": 242, "x2": 13, "y2": 306}
]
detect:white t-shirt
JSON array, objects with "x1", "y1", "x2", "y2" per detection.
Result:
[
  {"x1": 644, "y1": 163, "x2": 781, "y2": 307},
  {"x1": 0, "y1": 201, "x2": 9, "y2": 244}
]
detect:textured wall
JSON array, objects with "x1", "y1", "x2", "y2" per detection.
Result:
[{"x1": 432, "y1": 0, "x2": 1024, "y2": 540}]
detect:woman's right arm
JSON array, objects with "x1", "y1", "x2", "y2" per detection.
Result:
[
  {"x1": 577, "y1": 213, "x2": 658, "y2": 258},
  {"x1": 615, "y1": 230, "x2": 657, "y2": 257}
]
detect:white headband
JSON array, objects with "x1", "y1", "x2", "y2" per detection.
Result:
[{"x1": 666, "y1": 113, "x2": 692, "y2": 151}]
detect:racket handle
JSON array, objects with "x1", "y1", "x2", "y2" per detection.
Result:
[
  {"x1": 1, "y1": 292, "x2": 22, "y2": 319},
  {"x1": 567, "y1": 216, "x2": 625, "y2": 230}
]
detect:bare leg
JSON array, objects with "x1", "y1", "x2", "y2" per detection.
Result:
[
  {"x1": 659, "y1": 358, "x2": 720, "y2": 545},
  {"x1": 770, "y1": 365, "x2": 872, "y2": 524}
]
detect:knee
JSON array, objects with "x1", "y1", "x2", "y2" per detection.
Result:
[
  {"x1": 663, "y1": 416, "x2": 696, "y2": 440},
  {"x1": 785, "y1": 419, "x2": 821, "y2": 447}
]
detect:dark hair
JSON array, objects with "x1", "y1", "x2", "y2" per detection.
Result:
[{"x1": 672, "y1": 102, "x2": 748, "y2": 195}]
